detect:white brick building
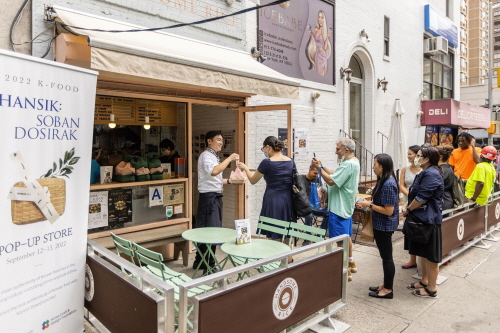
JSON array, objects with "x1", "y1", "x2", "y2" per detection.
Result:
[{"x1": 2, "y1": 0, "x2": 462, "y2": 231}]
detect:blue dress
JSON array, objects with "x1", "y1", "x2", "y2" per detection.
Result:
[{"x1": 257, "y1": 158, "x2": 295, "y2": 239}]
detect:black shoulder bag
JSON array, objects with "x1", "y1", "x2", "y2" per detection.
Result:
[
  {"x1": 292, "y1": 161, "x2": 312, "y2": 217},
  {"x1": 402, "y1": 210, "x2": 433, "y2": 244}
]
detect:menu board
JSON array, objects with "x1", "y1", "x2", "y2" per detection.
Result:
[
  {"x1": 88, "y1": 191, "x2": 109, "y2": 229},
  {"x1": 108, "y1": 188, "x2": 133, "y2": 224}
]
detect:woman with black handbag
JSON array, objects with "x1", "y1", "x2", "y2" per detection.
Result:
[
  {"x1": 355, "y1": 154, "x2": 399, "y2": 299},
  {"x1": 238, "y1": 136, "x2": 295, "y2": 241},
  {"x1": 403, "y1": 146, "x2": 444, "y2": 298}
]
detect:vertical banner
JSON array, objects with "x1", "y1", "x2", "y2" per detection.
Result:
[{"x1": 0, "y1": 50, "x2": 97, "y2": 332}]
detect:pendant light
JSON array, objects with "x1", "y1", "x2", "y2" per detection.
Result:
[
  {"x1": 108, "y1": 98, "x2": 116, "y2": 128},
  {"x1": 144, "y1": 100, "x2": 150, "y2": 130}
]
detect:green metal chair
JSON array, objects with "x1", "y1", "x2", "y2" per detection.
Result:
[
  {"x1": 288, "y1": 223, "x2": 326, "y2": 247},
  {"x1": 133, "y1": 243, "x2": 212, "y2": 331},
  {"x1": 110, "y1": 232, "x2": 140, "y2": 280}
]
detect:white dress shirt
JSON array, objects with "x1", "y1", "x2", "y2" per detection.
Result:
[{"x1": 198, "y1": 149, "x2": 223, "y2": 193}]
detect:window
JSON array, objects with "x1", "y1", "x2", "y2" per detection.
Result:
[
  {"x1": 484, "y1": 21, "x2": 489, "y2": 29},
  {"x1": 494, "y1": 62, "x2": 500, "y2": 67},
  {"x1": 482, "y1": 59, "x2": 488, "y2": 67},
  {"x1": 482, "y1": 49, "x2": 488, "y2": 57},
  {"x1": 496, "y1": 20, "x2": 500, "y2": 26},
  {"x1": 461, "y1": 13, "x2": 467, "y2": 25},
  {"x1": 495, "y1": 45, "x2": 500, "y2": 51},
  {"x1": 423, "y1": 53, "x2": 454, "y2": 100},
  {"x1": 483, "y1": 30, "x2": 489, "y2": 38},
  {"x1": 495, "y1": 11, "x2": 500, "y2": 17},
  {"x1": 461, "y1": 28, "x2": 467, "y2": 40},
  {"x1": 495, "y1": 27, "x2": 500, "y2": 34},
  {"x1": 384, "y1": 16, "x2": 390, "y2": 57},
  {"x1": 494, "y1": 53, "x2": 500, "y2": 59},
  {"x1": 461, "y1": 42, "x2": 467, "y2": 56},
  {"x1": 461, "y1": 57, "x2": 467, "y2": 70},
  {"x1": 483, "y1": 40, "x2": 489, "y2": 48},
  {"x1": 495, "y1": 36, "x2": 500, "y2": 42},
  {"x1": 483, "y1": 1, "x2": 488, "y2": 9}
]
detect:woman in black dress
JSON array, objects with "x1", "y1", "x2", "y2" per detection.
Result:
[
  {"x1": 403, "y1": 146, "x2": 444, "y2": 298},
  {"x1": 238, "y1": 136, "x2": 295, "y2": 240}
]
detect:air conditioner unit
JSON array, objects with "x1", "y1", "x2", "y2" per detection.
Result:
[{"x1": 424, "y1": 36, "x2": 449, "y2": 55}]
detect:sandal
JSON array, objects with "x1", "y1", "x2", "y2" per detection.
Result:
[
  {"x1": 412, "y1": 287, "x2": 437, "y2": 298},
  {"x1": 407, "y1": 281, "x2": 427, "y2": 289}
]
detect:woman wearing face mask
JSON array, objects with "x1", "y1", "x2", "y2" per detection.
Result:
[
  {"x1": 355, "y1": 154, "x2": 399, "y2": 299},
  {"x1": 403, "y1": 146, "x2": 444, "y2": 298},
  {"x1": 159, "y1": 139, "x2": 180, "y2": 164},
  {"x1": 238, "y1": 136, "x2": 295, "y2": 240},
  {"x1": 400, "y1": 145, "x2": 422, "y2": 269}
]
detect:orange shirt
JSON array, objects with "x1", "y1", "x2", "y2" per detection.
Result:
[{"x1": 448, "y1": 146, "x2": 482, "y2": 179}]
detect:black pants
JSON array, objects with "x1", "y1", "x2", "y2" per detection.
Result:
[
  {"x1": 194, "y1": 192, "x2": 223, "y2": 268},
  {"x1": 374, "y1": 229, "x2": 395, "y2": 290}
]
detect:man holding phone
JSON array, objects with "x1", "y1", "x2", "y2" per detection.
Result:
[{"x1": 312, "y1": 138, "x2": 360, "y2": 281}]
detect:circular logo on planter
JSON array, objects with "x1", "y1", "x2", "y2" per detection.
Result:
[
  {"x1": 495, "y1": 203, "x2": 500, "y2": 220},
  {"x1": 85, "y1": 263, "x2": 94, "y2": 302},
  {"x1": 273, "y1": 278, "x2": 298, "y2": 320},
  {"x1": 457, "y1": 219, "x2": 465, "y2": 241}
]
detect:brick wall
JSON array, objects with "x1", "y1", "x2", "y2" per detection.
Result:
[{"x1": 31, "y1": 0, "x2": 247, "y2": 58}]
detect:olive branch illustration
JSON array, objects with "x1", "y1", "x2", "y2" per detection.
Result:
[{"x1": 40, "y1": 148, "x2": 80, "y2": 178}]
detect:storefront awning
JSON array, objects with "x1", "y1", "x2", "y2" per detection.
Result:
[
  {"x1": 52, "y1": 6, "x2": 300, "y2": 99},
  {"x1": 421, "y1": 99, "x2": 490, "y2": 129}
]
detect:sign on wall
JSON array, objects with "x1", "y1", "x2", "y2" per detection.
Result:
[
  {"x1": 421, "y1": 99, "x2": 490, "y2": 129},
  {"x1": 425, "y1": 4, "x2": 458, "y2": 48},
  {"x1": 0, "y1": 50, "x2": 97, "y2": 332},
  {"x1": 258, "y1": 0, "x2": 335, "y2": 85}
]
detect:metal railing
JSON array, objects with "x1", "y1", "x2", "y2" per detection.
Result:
[
  {"x1": 339, "y1": 129, "x2": 375, "y2": 185},
  {"x1": 177, "y1": 235, "x2": 350, "y2": 333},
  {"x1": 377, "y1": 131, "x2": 388, "y2": 153},
  {"x1": 86, "y1": 240, "x2": 176, "y2": 333}
]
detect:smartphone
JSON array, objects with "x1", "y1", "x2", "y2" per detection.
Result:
[{"x1": 313, "y1": 152, "x2": 316, "y2": 158}]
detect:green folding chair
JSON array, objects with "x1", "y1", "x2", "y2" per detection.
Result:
[
  {"x1": 133, "y1": 243, "x2": 212, "y2": 331},
  {"x1": 288, "y1": 223, "x2": 326, "y2": 248},
  {"x1": 110, "y1": 232, "x2": 140, "y2": 280}
]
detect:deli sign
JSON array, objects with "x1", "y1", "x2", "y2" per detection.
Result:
[{"x1": 421, "y1": 99, "x2": 490, "y2": 129}]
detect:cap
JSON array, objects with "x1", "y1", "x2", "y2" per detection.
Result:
[{"x1": 481, "y1": 146, "x2": 497, "y2": 160}]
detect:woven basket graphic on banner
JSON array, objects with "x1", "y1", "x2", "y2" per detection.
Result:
[{"x1": 11, "y1": 178, "x2": 66, "y2": 225}]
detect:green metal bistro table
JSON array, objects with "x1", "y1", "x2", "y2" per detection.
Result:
[
  {"x1": 182, "y1": 227, "x2": 236, "y2": 277},
  {"x1": 221, "y1": 239, "x2": 291, "y2": 281}
]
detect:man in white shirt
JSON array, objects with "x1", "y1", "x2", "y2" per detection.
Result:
[{"x1": 194, "y1": 130, "x2": 239, "y2": 274}]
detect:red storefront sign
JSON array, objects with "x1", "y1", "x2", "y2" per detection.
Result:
[{"x1": 421, "y1": 99, "x2": 490, "y2": 129}]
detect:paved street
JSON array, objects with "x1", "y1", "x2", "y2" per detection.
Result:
[{"x1": 330, "y1": 230, "x2": 500, "y2": 333}]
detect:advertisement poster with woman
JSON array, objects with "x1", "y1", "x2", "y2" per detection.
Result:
[{"x1": 258, "y1": 0, "x2": 335, "y2": 85}]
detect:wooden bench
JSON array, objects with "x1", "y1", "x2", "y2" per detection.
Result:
[{"x1": 92, "y1": 225, "x2": 190, "y2": 266}]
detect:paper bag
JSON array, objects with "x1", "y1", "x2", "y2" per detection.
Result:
[
  {"x1": 229, "y1": 160, "x2": 247, "y2": 184},
  {"x1": 360, "y1": 210, "x2": 374, "y2": 243}
]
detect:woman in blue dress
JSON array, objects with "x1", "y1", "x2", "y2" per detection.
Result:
[{"x1": 238, "y1": 136, "x2": 295, "y2": 240}]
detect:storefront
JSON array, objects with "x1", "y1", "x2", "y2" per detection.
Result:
[
  {"x1": 51, "y1": 6, "x2": 299, "y2": 257},
  {"x1": 420, "y1": 99, "x2": 491, "y2": 147}
]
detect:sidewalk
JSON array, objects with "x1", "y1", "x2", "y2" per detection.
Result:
[{"x1": 328, "y1": 229, "x2": 500, "y2": 333}]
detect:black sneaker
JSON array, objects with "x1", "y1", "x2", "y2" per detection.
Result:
[{"x1": 302, "y1": 240, "x2": 311, "y2": 246}]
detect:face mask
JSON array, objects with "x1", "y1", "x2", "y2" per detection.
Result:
[
  {"x1": 414, "y1": 156, "x2": 424, "y2": 168},
  {"x1": 162, "y1": 149, "x2": 170, "y2": 156},
  {"x1": 263, "y1": 151, "x2": 269, "y2": 159},
  {"x1": 340, "y1": 155, "x2": 345, "y2": 162}
]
